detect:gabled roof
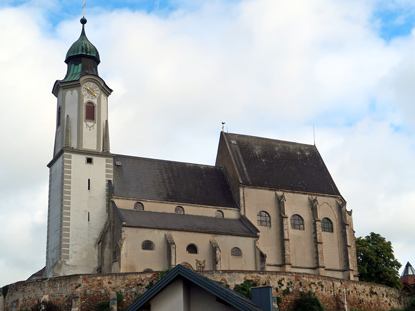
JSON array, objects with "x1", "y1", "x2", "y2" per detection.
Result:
[
  {"x1": 126, "y1": 265, "x2": 263, "y2": 311},
  {"x1": 401, "y1": 262, "x2": 415, "y2": 277},
  {"x1": 112, "y1": 154, "x2": 238, "y2": 208},
  {"x1": 115, "y1": 205, "x2": 258, "y2": 237},
  {"x1": 221, "y1": 132, "x2": 341, "y2": 196}
]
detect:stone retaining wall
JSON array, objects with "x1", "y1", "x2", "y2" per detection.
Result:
[{"x1": 2, "y1": 271, "x2": 410, "y2": 311}]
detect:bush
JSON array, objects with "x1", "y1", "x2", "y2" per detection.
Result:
[
  {"x1": 233, "y1": 280, "x2": 258, "y2": 299},
  {"x1": 31, "y1": 301, "x2": 61, "y2": 311},
  {"x1": 293, "y1": 291, "x2": 324, "y2": 311},
  {"x1": 2, "y1": 285, "x2": 8, "y2": 298}
]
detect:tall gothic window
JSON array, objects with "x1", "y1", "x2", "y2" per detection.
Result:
[
  {"x1": 322, "y1": 217, "x2": 333, "y2": 233},
  {"x1": 257, "y1": 211, "x2": 271, "y2": 227},
  {"x1": 85, "y1": 102, "x2": 95, "y2": 121},
  {"x1": 291, "y1": 214, "x2": 304, "y2": 230}
]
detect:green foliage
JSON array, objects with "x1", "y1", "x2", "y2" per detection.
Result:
[
  {"x1": 405, "y1": 297, "x2": 415, "y2": 311},
  {"x1": 356, "y1": 232, "x2": 401, "y2": 289},
  {"x1": 31, "y1": 301, "x2": 61, "y2": 311},
  {"x1": 2, "y1": 285, "x2": 8, "y2": 298},
  {"x1": 95, "y1": 301, "x2": 110, "y2": 311},
  {"x1": 293, "y1": 291, "x2": 324, "y2": 311},
  {"x1": 233, "y1": 280, "x2": 258, "y2": 299},
  {"x1": 116, "y1": 292, "x2": 123, "y2": 310},
  {"x1": 94, "y1": 292, "x2": 123, "y2": 311}
]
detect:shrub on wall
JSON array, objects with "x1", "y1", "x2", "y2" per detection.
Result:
[
  {"x1": 293, "y1": 291, "x2": 324, "y2": 311},
  {"x1": 233, "y1": 280, "x2": 258, "y2": 299},
  {"x1": 2, "y1": 285, "x2": 8, "y2": 298}
]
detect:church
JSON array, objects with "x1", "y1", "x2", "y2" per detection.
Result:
[{"x1": 45, "y1": 17, "x2": 359, "y2": 281}]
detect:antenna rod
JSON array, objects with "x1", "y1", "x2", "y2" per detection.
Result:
[{"x1": 313, "y1": 126, "x2": 316, "y2": 146}]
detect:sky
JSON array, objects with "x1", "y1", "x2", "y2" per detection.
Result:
[{"x1": 0, "y1": 0, "x2": 414, "y2": 286}]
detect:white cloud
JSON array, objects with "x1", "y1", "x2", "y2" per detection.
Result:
[{"x1": 1, "y1": 0, "x2": 414, "y2": 285}]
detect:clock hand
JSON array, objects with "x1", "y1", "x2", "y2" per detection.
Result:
[{"x1": 86, "y1": 87, "x2": 97, "y2": 97}]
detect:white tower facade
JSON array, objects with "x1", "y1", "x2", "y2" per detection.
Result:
[{"x1": 45, "y1": 17, "x2": 113, "y2": 277}]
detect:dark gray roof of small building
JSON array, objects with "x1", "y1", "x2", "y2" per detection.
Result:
[
  {"x1": 126, "y1": 265, "x2": 263, "y2": 311},
  {"x1": 116, "y1": 207, "x2": 258, "y2": 237},
  {"x1": 223, "y1": 132, "x2": 341, "y2": 196},
  {"x1": 112, "y1": 154, "x2": 238, "y2": 208}
]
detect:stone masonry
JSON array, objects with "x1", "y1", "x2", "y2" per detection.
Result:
[{"x1": 2, "y1": 270, "x2": 411, "y2": 311}]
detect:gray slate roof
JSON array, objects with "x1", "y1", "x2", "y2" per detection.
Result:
[
  {"x1": 113, "y1": 154, "x2": 238, "y2": 208},
  {"x1": 116, "y1": 207, "x2": 258, "y2": 237},
  {"x1": 223, "y1": 132, "x2": 341, "y2": 196},
  {"x1": 126, "y1": 265, "x2": 263, "y2": 311}
]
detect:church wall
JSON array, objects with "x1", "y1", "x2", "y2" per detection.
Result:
[
  {"x1": 64, "y1": 89, "x2": 79, "y2": 149},
  {"x1": 120, "y1": 227, "x2": 257, "y2": 272},
  {"x1": 241, "y1": 187, "x2": 356, "y2": 278},
  {"x1": 243, "y1": 187, "x2": 284, "y2": 270},
  {"x1": 53, "y1": 89, "x2": 64, "y2": 154},
  {"x1": 61, "y1": 153, "x2": 111, "y2": 275},
  {"x1": 112, "y1": 198, "x2": 240, "y2": 219},
  {"x1": 3, "y1": 271, "x2": 409, "y2": 311},
  {"x1": 45, "y1": 155, "x2": 64, "y2": 277}
]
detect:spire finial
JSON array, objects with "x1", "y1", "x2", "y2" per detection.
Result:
[{"x1": 82, "y1": 0, "x2": 86, "y2": 18}]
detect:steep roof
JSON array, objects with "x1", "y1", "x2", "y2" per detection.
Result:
[
  {"x1": 401, "y1": 262, "x2": 415, "y2": 277},
  {"x1": 222, "y1": 132, "x2": 341, "y2": 196},
  {"x1": 126, "y1": 265, "x2": 263, "y2": 311},
  {"x1": 116, "y1": 206, "x2": 258, "y2": 237},
  {"x1": 112, "y1": 154, "x2": 238, "y2": 208}
]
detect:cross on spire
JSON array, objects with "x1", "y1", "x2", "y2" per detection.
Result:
[{"x1": 82, "y1": 0, "x2": 86, "y2": 17}]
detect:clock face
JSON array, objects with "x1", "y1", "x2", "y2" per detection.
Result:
[{"x1": 82, "y1": 82, "x2": 100, "y2": 99}]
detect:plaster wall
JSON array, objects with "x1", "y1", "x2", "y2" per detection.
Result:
[
  {"x1": 189, "y1": 283, "x2": 239, "y2": 311},
  {"x1": 112, "y1": 198, "x2": 240, "y2": 219},
  {"x1": 148, "y1": 277, "x2": 185, "y2": 311},
  {"x1": 61, "y1": 153, "x2": 112, "y2": 275},
  {"x1": 120, "y1": 227, "x2": 256, "y2": 272},
  {"x1": 45, "y1": 155, "x2": 63, "y2": 277},
  {"x1": 54, "y1": 89, "x2": 64, "y2": 155},
  {"x1": 64, "y1": 89, "x2": 79, "y2": 149},
  {"x1": 242, "y1": 188, "x2": 356, "y2": 278}
]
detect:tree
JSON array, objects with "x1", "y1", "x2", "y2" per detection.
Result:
[{"x1": 356, "y1": 232, "x2": 401, "y2": 289}]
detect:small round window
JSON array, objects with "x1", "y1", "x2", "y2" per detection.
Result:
[
  {"x1": 215, "y1": 210, "x2": 224, "y2": 218},
  {"x1": 231, "y1": 247, "x2": 242, "y2": 257},
  {"x1": 142, "y1": 240, "x2": 155, "y2": 251},
  {"x1": 134, "y1": 202, "x2": 144, "y2": 211},
  {"x1": 175, "y1": 206, "x2": 185, "y2": 214},
  {"x1": 186, "y1": 244, "x2": 198, "y2": 254}
]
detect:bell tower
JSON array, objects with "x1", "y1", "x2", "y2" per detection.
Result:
[{"x1": 45, "y1": 17, "x2": 113, "y2": 277}]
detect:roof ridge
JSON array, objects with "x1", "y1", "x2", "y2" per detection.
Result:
[{"x1": 225, "y1": 132, "x2": 315, "y2": 148}]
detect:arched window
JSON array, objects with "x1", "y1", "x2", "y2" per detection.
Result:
[
  {"x1": 134, "y1": 202, "x2": 144, "y2": 211},
  {"x1": 291, "y1": 214, "x2": 304, "y2": 230},
  {"x1": 85, "y1": 102, "x2": 95, "y2": 121},
  {"x1": 186, "y1": 244, "x2": 198, "y2": 254},
  {"x1": 143, "y1": 268, "x2": 153, "y2": 273},
  {"x1": 322, "y1": 217, "x2": 333, "y2": 233},
  {"x1": 141, "y1": 240, "x2": 155, "y2": 251},
  {"x1": 215, "y1": 210, "x2": 224, "y2": 218},
  {"x1": 257, "y1": 211, "x2": 271, "y2": 227},
  {"x1": 175, "y1": 206, "x2": 184, "y2": 214},
  {"x1": 231, "y1": 247, "x2": 242, "y2": 257}
]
